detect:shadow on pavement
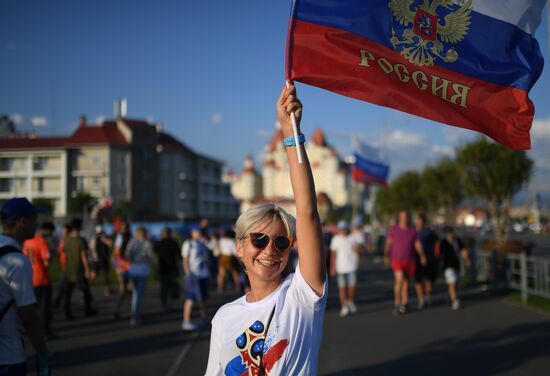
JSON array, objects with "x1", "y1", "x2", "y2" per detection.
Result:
[
  {"x1": 322, "y1": 321, "x2": 550, "y2": 376},
  {"x1": 52, "y1": 329, "x2": 212, "y2": 369}
]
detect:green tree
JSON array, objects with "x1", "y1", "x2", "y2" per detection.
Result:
[
  {"x1": 456, "y1": 137, "x2": 533, "y2": 244},
  {"x1": 68, "y1": 192, "x2": 96, "y2": 215},
  {"x1": 31, "y1": 198, "x2": 55, "y2": 215},
  {"x1": 391, "y1": 171, "x2": 426, "y2": 213},
  {"x1": 374, "y1": 171, "x2": 426, "y2": 221},
  {"x1": 420, "y1": 157, "x2": 463, "y2": 223},
  {"x1": 374, "y1": 187, "x2": 398, "y2": 221}
]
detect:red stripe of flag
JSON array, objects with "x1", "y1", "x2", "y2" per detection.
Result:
[{"x1": 288, "y1": 20, "x2": 534, "y2": 150}]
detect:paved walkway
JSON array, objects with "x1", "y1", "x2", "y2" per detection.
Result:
[{"x1": 31, "y1": 258, "x2": 550, "y2": 375}]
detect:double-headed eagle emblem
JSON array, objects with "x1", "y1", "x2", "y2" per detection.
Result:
[{"x1": 389, "y1": 0, "x2": 472, "y2": 67}]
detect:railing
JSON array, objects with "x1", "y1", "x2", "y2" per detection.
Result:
[{"x1": 473, "y1": 250, "x2": 550, "y2": 302}]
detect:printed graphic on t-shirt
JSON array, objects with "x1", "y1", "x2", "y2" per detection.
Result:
[{"x1": 224, "y1": 319, "x2": 289, "y2": 376}]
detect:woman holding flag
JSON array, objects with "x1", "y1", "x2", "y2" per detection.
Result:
[{"x1": 205, "y1": 83, "x2": 327, "y2": 375}]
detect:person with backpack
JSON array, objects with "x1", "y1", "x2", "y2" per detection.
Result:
[
  {"x1": 0, "y1": 197, "x2": 51, "y2": 375},
  {"x1": 181, "y1": 227, "x2": 210, "y2": 331}
]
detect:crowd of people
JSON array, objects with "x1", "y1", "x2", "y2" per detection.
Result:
[
  {"x1": 0, "y1": 84, "x2": 475, "y2": 376},
  {"x1": 322, "y1": 211, "x2": 471, "y2": 318},
  {"x1": 0, "y1": 199, "x2": 474, "y2": 374}
]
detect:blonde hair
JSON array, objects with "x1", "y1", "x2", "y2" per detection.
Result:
[{"x1": 235, "y1": 203, "x2": 296, "y2": 243}]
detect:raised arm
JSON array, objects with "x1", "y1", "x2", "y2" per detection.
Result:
[{"x1": 277, "y1": 82, "x2": 326, "y2": 296}]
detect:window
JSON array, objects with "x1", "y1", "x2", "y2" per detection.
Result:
[
  {"x1": 92, "y1": 154, "x2": 101, "y2": 166},
  {"x1": 76, "y1": 177, "x2": 85, "y2": 191},
  {"x1": 160, "y1": 156, "x2": 170, "y2": 169},
  {"x1": 119, "y1": 155, "x2": 127, "y2": 168},
  {"x1": 119, "y1": 175, "x2": 126, "y2": 187},
  {"x1": 37, "y1": 178, "x2": 44, "y2": 192},
  {"x1": 0, "y1": 179, "x2": 12, "y2": 192},
  {"x1": 140, "y1": 191, "x2": 152, "y2": 201},
  {"x1": 33, "y1": 157, "x2": 47, "y2": 171},
  {"x1": 141, "y1": 170, "x2": 153, "y2": 180},
  {"x1": 0, "y1": 158, "x2": 13, "y2": 171}
]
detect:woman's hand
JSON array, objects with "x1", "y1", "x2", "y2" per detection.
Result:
[{"x1": 277, "y1": 82, "x2": 303, "y2": 138}]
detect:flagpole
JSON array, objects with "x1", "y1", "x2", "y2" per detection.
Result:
[
  {"x1": 286, "y1": 81, "x2": 303, "y2": 164},
  {"x1": 547, "y1": 0, "x2": 550, "y2": 53}
]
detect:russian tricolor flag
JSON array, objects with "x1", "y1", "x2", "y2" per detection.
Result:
[
  {"x1": 352, "y1": 138, "x2": 390, "y2": 187},
  {"x1": 286, "y1": 0, "x2": 546, "y2": 150}
]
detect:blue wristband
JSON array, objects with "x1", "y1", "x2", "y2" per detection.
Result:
[{"x1": 283, "y1": 134, "x2": 305, "y2": 147}]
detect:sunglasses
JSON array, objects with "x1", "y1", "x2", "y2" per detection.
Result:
[{"x1": 246, "y1": 232, "x2": 293, "y2": 252}]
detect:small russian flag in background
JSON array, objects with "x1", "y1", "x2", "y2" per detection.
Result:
[
  {"x1": 286, "y1": 0, "x2": 546, "y2": 150},
  {"x1": 352, "y1": 138, "x2": 390, "y2": 188}
]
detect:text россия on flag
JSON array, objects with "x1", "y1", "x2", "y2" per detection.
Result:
[{"x1": 286, "y1": 0, "x2": 546, "y2": 149}]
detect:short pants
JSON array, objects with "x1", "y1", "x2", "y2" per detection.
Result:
[
  {"x1": 391, "y1": 259, "x2": 416, "y2": 277},
  {"x1": 444, "y1": 267, "x2": 459, "y2": 285},
  {"x1": 337, "y1": 271, "x2": 357, "y2": 288},
  {"x1": 184, "y1": 276, "x2": 209, "y2": 302}
]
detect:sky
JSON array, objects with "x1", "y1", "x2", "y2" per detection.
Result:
[{"x1": 1, "y1": 0, "x2": 550, "y2": 197}]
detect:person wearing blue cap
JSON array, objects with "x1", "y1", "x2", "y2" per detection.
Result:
[{"x1": 0, "y1": 197, "x2": 51, "y2": 375}]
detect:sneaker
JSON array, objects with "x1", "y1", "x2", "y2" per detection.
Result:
[
  {"x1": 398, "y1": 304, "x2": 407, "y2": 314},
  {"x1": 452, "y1": 300, "x2": 460, "y2": 310},
  {"x1": 392, "y1": 305, "x2": 400, "y2": 316},
  {"x1": 182, "y1": 321, "x2": 198, "y2": 331},
  {"x1": 425, "y1": 295, "x2": 432, "y2": 307},
  {"x1": 347, "y1": 301, "x2": 358, "y2": 314},
  {"x1": 339, "y1": 305, "x2": 350, "y2": 318},
  {"x1": 417, "y1": 299, "x2": 425, "y2": 310}
]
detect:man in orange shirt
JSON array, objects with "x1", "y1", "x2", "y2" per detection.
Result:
[{"x1": 23, "y1": 222, "x2": 55, "y2": 338}]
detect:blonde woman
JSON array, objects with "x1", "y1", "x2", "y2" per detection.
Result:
[{"x1": 205, "y1": 83, "x2": 327, "y2": 375}]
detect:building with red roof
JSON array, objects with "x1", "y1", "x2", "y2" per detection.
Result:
[{"x1": 0, "y1": 114, "x2": 239, "y2": 221}]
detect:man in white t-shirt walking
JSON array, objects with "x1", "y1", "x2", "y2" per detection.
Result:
[
  {"x1": 181, "y1": 227, "x2": 210, "y2": 331},
  {"x1": 330, "y1": 220, "x2": 360, "y2": 317}
]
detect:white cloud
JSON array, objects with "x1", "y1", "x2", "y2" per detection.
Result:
[
  {"x1": 10, "y1": 113, "x2": 24, "y2": 125},
  {"x1": 531, "y1": 117, "x2": 550, "y2": 140},
  {"x1": 442, "y1": 126, "x2": 471, "y2": 143},
  {"x1": 210, "y1": 112, "x2": 222, "y2": 125},
  {"x1": 383, "y1": 130, "x2": 425, "y2": 148},
  {"x1": 31, "y1": 116, "x2": 48, "y2": 127},
  {"x1": 431, "y1": 144, "x2": 454, "y2": 156}
]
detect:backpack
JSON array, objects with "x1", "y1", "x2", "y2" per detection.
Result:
[{"x1": 0, "y1": 245, "x2": 21, "y2": 321}]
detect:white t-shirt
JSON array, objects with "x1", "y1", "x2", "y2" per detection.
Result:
[
  {"x1": 205, "y1": 265, "x2": 327, "y2": 375},
  {"x1": 181, "y1": 239, "x2": 210, "y2": 279},
  {"x1": 218, "y1": 238, "x2": 236, "y2": 257},
  {"x1": 330, "y1": 234, "x2": 359, "y2": 274},
  {"x1": 0, "y1": 234, "x2": 37, "y2": 365}
]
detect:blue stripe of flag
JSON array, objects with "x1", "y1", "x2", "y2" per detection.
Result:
[
  {"x1": 353, "y1": 153, "x2": 390, "y2": 180},
  {"x1": 293, "y1": 0, "x2": 544, "y2": 91}
]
